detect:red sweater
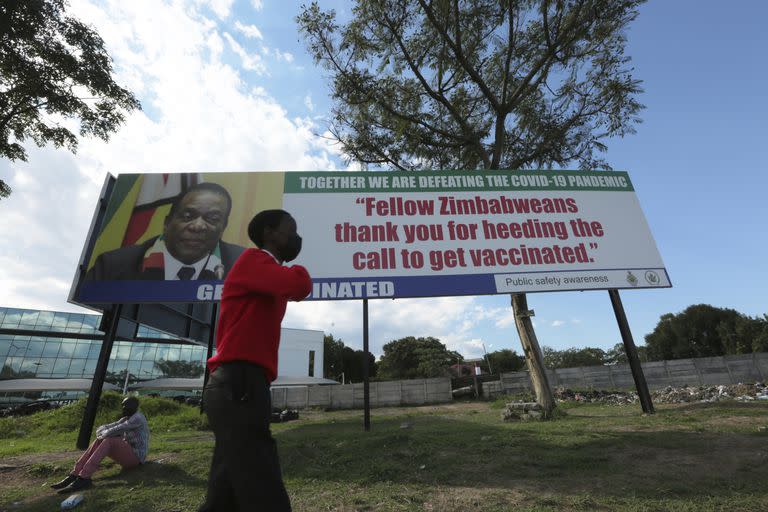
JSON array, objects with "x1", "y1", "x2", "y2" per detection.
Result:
[{"x1": 207, "y1": 248, "x2": 312, "y2": 382}]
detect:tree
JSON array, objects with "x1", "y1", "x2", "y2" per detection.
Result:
[
  {"x1": 298, "y1": 0, "x2": 645, "y2": 414},
  {"x1": 645, "y1": 304, "x2": 768, "y2": 361},
  {"x1": 323, "y1": 334, "x2": 378, "y2": 382},
  {"x1": 378, "y1": 336, "x2": 462, "y2": 379},
  {"x1": 324, "y1": 333, "x2": 348, "y2": 379},
  {"x1": 747, "y1": 315, "x2": 768, "y2": 353},
  {"x1": 604, "y1": 342, "x2": 648, "y2": 365},
  {"x1": 154, "y1": 359, "x2": 205, "y2": 378},
  {"x1": 1, "y1": 0, "x2": 140, "y2": 197},
  {"x1": 484, "y1": 348, "x2": 525, "y2": 373},
  {"x1": 542, "y1": 345, "x2": 606, "y2": 369},
  {"x1": 349, "y1": 349, "x2": 377, "y2": 382}
]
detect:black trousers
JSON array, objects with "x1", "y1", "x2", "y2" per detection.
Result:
[{"x1": 199, "y1": 362, "x2": 291, "y2": 512}]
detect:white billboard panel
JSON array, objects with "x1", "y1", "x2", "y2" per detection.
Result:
[
  {"x1": 74, "y1": 170, "x2": 669, "y2": 303},
  {"x1": 282, "y1": 170, "x2": 670, "y2": 299}
]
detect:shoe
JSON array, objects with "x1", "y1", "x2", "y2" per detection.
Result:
[
  {"x1": 50, "y1": 474, "x2": 77, "y2": 489},
  {"x1": 58, "y1": 477, "x2": 93, "y2": 493}
]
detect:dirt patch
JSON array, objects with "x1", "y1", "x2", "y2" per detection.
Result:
[
  {"x1": 0, "y1": 451, "x2": 179, "y2": 509},
  {"x1": 1, "y1": 450, "x2": 80, "y2": 470}
]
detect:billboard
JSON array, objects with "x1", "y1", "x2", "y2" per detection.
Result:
[{"x1": 73, "y1": 170, "x2": 670, "y2": 304}]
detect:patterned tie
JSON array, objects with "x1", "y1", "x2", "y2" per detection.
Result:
[{"x1": 177, "y1": 266, "x2": 195, "y2": 280}]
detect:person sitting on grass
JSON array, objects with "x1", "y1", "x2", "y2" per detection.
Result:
[{"x1": 51, "y1": 396, "x2": 150, "y2": 493}]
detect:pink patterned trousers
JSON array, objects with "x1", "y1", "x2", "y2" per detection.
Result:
[{"x1": 72, "y1": 437, "x2": 140, "y2": 479}]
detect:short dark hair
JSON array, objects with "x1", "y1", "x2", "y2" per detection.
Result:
[
  {"x1": 248, "y1": 209, "x2": 291, "y2": 247},
  {"x1": 122, "y1": 396, "x2": 139, "y2": 410},
  {"x1": 169, "y1": 182, "x2": 233, "y2": 218}
]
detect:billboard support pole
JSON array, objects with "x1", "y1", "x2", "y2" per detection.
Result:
[
  {"x1": 608, "y1": 289, "x2": 655, "y2": 414},
  {"x1": 77, "y1": 303, "x2": 123, "y2": 449},
  {"x1": 512, "y1": 294, "x2": 555, "y2": 416},
  {"x1": 201, "y1": 302, "x2": 219, "y2": 412},
  {"x1": 363, "y1": 299, "x2": 371, "y2": 431}
]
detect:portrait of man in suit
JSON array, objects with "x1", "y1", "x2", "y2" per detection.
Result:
[{"x1": 85, "y1": 183, "x2": 245, "y2": 281}]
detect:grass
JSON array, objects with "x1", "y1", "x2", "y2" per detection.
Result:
[{"x1": 1, "y1": 393, "x2": 768, "y2": 511}]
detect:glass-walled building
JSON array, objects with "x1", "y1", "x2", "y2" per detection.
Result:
[{"x1": 0, "y1": 306, "x2": 207, "y2": 382}]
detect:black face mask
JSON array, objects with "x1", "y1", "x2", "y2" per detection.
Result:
[{"x1": 281, "y1": 234, "x2": 302, "y2": 262}]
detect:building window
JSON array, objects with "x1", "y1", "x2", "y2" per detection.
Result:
[{"x1": 308, "y1": 350, "x2": 315, "y2": 377}]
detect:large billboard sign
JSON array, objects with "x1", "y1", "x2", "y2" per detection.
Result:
[{"x1": 73, "y1": 170, "x2": 670, "y2": 304}]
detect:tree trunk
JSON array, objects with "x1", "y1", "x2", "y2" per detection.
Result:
[{"x1": 511, "y1": 293, "x2": 555, "y2": 416}]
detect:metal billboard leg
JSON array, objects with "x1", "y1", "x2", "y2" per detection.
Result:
[
  {"x1": 201, "y1": 302, "x2": 218, "y2": 412},
  {"x1": 608, "y1": 289, "x2": 655, "y2": 414},
  {"x1": 363, "y1": 299, "x2": 370, "y2": 431},
  {"x1": 77, "y1": 303, "x2": 123, "y2": 449}
]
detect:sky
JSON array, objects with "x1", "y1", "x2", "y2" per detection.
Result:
[{"x1": 1, "y1": 0, "x2": 766, "y2": 360}]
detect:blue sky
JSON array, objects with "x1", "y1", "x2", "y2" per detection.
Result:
[{"x1": 0, "y1": 0, "x2": 766, "y2": 359}]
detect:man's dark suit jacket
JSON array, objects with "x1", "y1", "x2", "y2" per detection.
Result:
[{"x1": 84, "y1": 236, "x2": 246, "y2": 281}]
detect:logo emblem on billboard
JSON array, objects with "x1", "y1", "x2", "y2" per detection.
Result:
[
  {"x1": 626, "y1": 271, "x2": 638, "y2": 286},
  {"x1": 644, "y1": 270, "x2": 660, "y2": 285}
]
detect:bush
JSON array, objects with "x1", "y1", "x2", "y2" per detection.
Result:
[{"x1": 0, "y1": 392, "x2": 210, "y2": 440}]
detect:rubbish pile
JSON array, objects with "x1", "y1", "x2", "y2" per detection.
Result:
[
  {"x1": 552, "y1": 382, "x2": 768, "y2": 405},
  {"x1": 554, "y1": 388, "x2": 637, "y2": 405},
  {"x1": 501, "y1": 402, "x2": 545, "y2": 422},
  {"x1": 270, "y1": 408, "x2": 299, "y2": 423},
  {"x1": 652, "y1": 382, "x2": 768, "y2": 403},
  {"x1": 0, "y1": 400, "x2": 55, "y2": 418}
]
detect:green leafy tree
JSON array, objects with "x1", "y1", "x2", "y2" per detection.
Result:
[
  {"x1": 378, "y1": 336, "x2": 462, "y2": 379},
  {"x1": 718, "y1": 314, "x2": 768, "y2": 355},
  {"x1": 750, "y1": 315, "x2": 768, "y2": 353},
  {"x1": 348, "y1": 349, "x2": 377, "y2": 382},
  {"x1": 644, "y1": 304, "x2": 767, "y2": 361},
  {"x1": 1, "y1": 0, "x2": 140, "y2": 197},
  {"x1": 542, "y1": 346, "x2": 560, "y2": 368},
  {"x1": 323, "y1": 334, "x2": 348, "y2": 379},
  {"x1": 543, "y1": 346, "x2": 606, "y2": 369},
  {"x1": 154, "y1": 359, "x2": 205, "y2": 378},
  {"x1": 297, "y1": 0, "x2": 643, "y2": 170},
  {"x1": 484, "y1": 348, "x2": 525, "y2": 373},
  {"x1": 604, "y1": 342, "x2": 648, "y2": 365},
  {"x1": 298, "y1": 0, "x2": 645, "y2": 412},
  {"x1": 323, "y1": 334, "x2": 377, "y2": 383}
]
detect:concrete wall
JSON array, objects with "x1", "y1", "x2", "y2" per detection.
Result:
[
  {"x1": 489, "y1": 352, "x2": 768, "y2": 396},
  {"x1": 270, "y1": 377, "x2": 452, "y2": 410}
]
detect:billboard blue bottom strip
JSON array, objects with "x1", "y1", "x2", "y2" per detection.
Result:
[{"x1": 78, "y1": 268, "x2": 669, "y2": 304}]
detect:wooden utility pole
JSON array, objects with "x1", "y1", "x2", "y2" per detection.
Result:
[{"x1": 511, "y1": 294, "x2": 555, "y2": 416}]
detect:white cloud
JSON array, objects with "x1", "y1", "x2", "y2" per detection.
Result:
[
  {"x1": 275, "y1": 50, "x2": 294, "y2": 63},
  {"x1": 304, "y1": 94, "x2": 315, "y2": 112},
  {"x1": 251, "y1": 0, "x2": 263, "y2": 10},
  {"x1": 234, "y1": 21, "x2": 263, "y2": 40},
  {"x1": 0, "y1": 149, "x2": 100, "y2": 314},
  {"x1": 494, "y1": 310, "x2": 516, "y2": 328},
  {"x1": 0, "y1": 0, "x2": 343, "y2": 314},
  {"x1": 551, "y1": 320, "x2": 565, "y2": 327},
  {"x1": 258, "y1": 45, "x2": 295, "y2": 64},
  {"x1": 194, "y1": 0, "x2": 234, "y2": 19},
  {"x1": 284, "y1": 296, "x2": 488, "y2": 358},
  {"x1": 223, "y1": 32, "x2": 265, "y2": 72}
]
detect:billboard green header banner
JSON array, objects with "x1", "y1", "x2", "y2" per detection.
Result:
[{"x1": 283, "y1": 170, "x2": 634, "y2": 194}]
